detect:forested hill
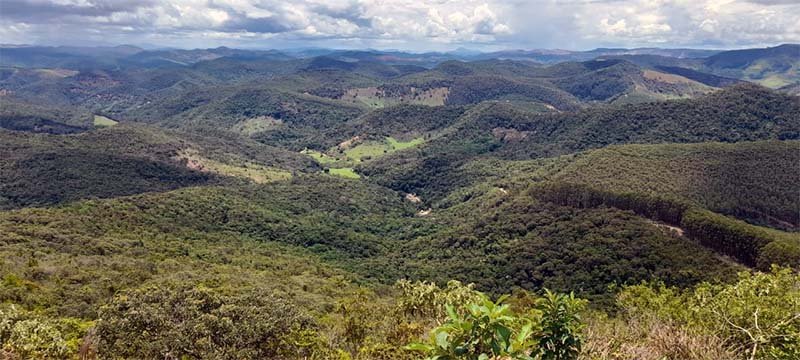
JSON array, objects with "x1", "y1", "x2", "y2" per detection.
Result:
[
  {"x1": 0, "y1": 124, "x2": 317, "y2": 209},
  {"x1": 360, "y1": 84, "x2": 800, "y2": 201}
]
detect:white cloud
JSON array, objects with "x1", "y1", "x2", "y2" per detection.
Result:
[{"x1": 0, "y1": 0, "x2": 797, "y2": 50}]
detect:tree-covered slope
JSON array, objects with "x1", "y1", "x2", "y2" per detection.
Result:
[
  {"x1": 0, "y1": 97, "x2": 91, "y2": 133},
  {"x1": 360, "y1": 84, "x2": 800, "y2": 200},
  {"x1": 440, "y1": 140, "x2": 800, "y2": 269},
  {"x1": 0, "y1": 125, "x2": 317, "y2": 209},
  {"x1": 701, "y1": 44, "x2": 800, "y2": 88},
  {"x1": 549, "y1": 141, "x2": 800, "y2": 230}
]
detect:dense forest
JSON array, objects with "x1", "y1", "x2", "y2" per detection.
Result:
[{"x1": 0, "y1": 43, "x2": 798, "y2": 359}]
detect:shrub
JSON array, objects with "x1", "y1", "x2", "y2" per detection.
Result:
[
  {"x1": 407, "y1": 293, "x2": 539, "y2": 360},
  {"x1": 395, "y1": 279, "x2": 483, "y2": 320},
  {"x1": 0, "y1": 305, "x2": 69, "y2": 359},
  {"x1": 617, "y1": 267, "x2": 800, "y2": 360},
  {"x1": 96, "y1": 284, "x2": 325, "y2": 359},
  {"x1": 757, "y1": 239, "x2": 800, "y2": 270},
  {"x1": 407, "y1": 290, "x2": 586, "y2": 360},
  {"x1": 536, "y1": 290, "x2": 586, "y2": 360}
]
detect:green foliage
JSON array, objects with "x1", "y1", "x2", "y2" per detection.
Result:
[
  {"x1": 363, "y1": 85, "x2": 799, "y2": 202},
  {"x1": 395, "y1": 280, "x2": 483, "y2": 320},
  {"x1": 3, "y1": 50, "x2": 800, "y2": 359},
  {"x1": 618, "y1": 267, "x2": 800, "y2": 360},
  {"x1": 692, "y1": 267, "x2": 800, "y2": 359},
  {"x1": 548, "y1": 141, "x2": 800, "y2": 230},
  {"x1": 533, "y1": 182, "x2": 799, "y2": 269},
  {"x1": 408, "y1": 293, "x2": 539, "y2": 360},
  {"x1": 0, "y1": 97, "x2": 90, "y2": 133},
  {"x1": 96, "y1": 284, "x2": 325, "y2": 359},
  {"x1": 535, "y1": 290, "x2": 586, "y2": 360},
  {"x1": 0, "y1": 124, "x2": 316, "y2": 209},
  {"x1": 757, "y1": 240, "x2": 800, "y2": 270},
  {"x1": 335, "y1": 290, "x2": 375, "y2": 353},
  {"x1": 0, "y1": 305, "x2": 69, "y2": 359},
  {"x1": 408, "y1": 289, "x2": 586, "y2": 360},
  {"x1": 391, "y1": 186, "x2": 739, "y2": 302}
]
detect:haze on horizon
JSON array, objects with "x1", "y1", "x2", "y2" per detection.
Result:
[{"x1": 1, "y1": 0, "x2": 799, "y2": 52}]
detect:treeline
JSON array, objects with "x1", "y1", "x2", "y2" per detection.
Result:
[
  {"x1": 533, "y1": 182, "x2": 800, "y2": 269},
  {"x1": 549, "y1": 141, "x2": 800, "y2": 230}
]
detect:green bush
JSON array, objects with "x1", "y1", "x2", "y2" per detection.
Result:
[
  {"x1": 0, "y1": 305, "x2": 69, "y2": 359},
  {"x1": 407, "y1": 293, "x2": 539, "y2": 360},
  {"x1": 535, "y1": 290, "x2": 586, "y2": 360},
  {"x1": 407, "y1": 290, "x2": 586, "y2": 360},
  {"x1": 617, "y1": 267, "x2": 800, "y2": 360},
  {"x1": 96, "y1": 284, "x2": 326, "y2": 359}
]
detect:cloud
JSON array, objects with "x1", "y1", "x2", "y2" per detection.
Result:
[
  {"x1": 0, "y1": 0, "x2": 797, "y2": 50},
  {"x1": 0, "y1": 0, "x2": 154, "y2": 19}
]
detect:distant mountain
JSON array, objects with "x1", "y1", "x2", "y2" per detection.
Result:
[
  {"x1": 0, "y1": 44, "x2": 725, "y2": 70},
  {"x1": 779, "y1": 82, "x2": 800, "y2": 96},
  {"x1": 0, "y1": 45, "x2": 142, "y2": 69},
  {"x1": 700, "y1": 44, "x2": 800, "y2": 88},
  {"x1": 475, "y1": 47, "x2": 721, "y2": 63},
  {"x1": 122, "y1": 47, "x2": 293, "y2": 67}
]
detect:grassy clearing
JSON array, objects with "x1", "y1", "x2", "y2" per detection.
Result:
[
  {"x1": 344, "y1": 142, "x2": 389, "y2": 162},
  {"x1": 387, "y1": 136, "x2": 424, "y2": 150},
  {"x1": 205, "y1": 160, "x2": 292, "y2": 183},
  {"x1": 301, "y1": 136, "x2": 425, "y2": 168},
  {"x1": 301, "y1": 149, "x2": 339, "y2": 165},
  {"x1": 344, "y1": 136, "x2": 425, "y2": 163},
  {"x1": 93, "y1": 115, "x2": 118, "y2": 127},
  {"x1": 176, "y1": 149, "x2": 292, "y2": 183},
  {"x1": 302, "y1": 137, "x2": 423, "y2": 179},
  {"x1": 328, "y1": 167, "x2": 360, "y2": 179},
  {"x1": 757, "y1": 75, "x2": 791, "y2": 89}
]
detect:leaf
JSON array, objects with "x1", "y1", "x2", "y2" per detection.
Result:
[
  {"x1": 516, "y1": 322, "x2": 533, "y2": 345},
  {"x1": 497, "y1": 324, "x2": 511, "y2": 345},
  {"x1": 435, "y1": 330, "x2": 450, "y2": 349},
  {"x1": 446, "y1": 304, "x2": 458, "y2": 321},
  {"x1": 404, "y1": 343, "x2": 433, "y2": 352}
]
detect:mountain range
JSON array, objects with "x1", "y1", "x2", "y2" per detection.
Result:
[{"x1": 0, "y1": 42, "x2": 797, "y2": 359}]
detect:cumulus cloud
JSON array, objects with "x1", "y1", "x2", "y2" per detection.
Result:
[{"x1": 0, "y1": 0, "x2": 797, "y2": 50}]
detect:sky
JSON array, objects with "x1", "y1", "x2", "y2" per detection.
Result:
[{"x1": 0, "y1": 0, "x2": 798, "y2": 51}]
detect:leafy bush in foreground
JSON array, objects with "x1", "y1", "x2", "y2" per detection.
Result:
[
  {"x1": 0, "y1": 305, "x2": 70, "y2": 359},
  {"x1": 617, "y1": 267, "x2": 800, "y2": 360},
  {"x1": 407, "y1": 289, "x2": 586, "y2": 360}
]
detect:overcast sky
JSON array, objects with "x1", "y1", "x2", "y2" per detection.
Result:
[{"x1": 1, "y1": 0, "x2": 798, "y2": 51}]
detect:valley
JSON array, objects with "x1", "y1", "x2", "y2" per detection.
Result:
[{"x1": 0, "y1": 42, "x2": 798, "y2": 359}]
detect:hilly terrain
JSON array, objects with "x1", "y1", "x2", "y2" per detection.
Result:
[
  {"x1": 0, "y1": 124, "x2": 316, "y2": 209},
  {"x1": 0, "y1": 44, "x2": 798, "y2": 359}
]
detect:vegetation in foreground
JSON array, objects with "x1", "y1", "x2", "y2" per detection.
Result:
[
  {"x1": 2, "y1": 266, "x2": 796, "y2": 359},
  {"x1": 1, "y1": 43, "x2": 798, "y2": 359}
]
